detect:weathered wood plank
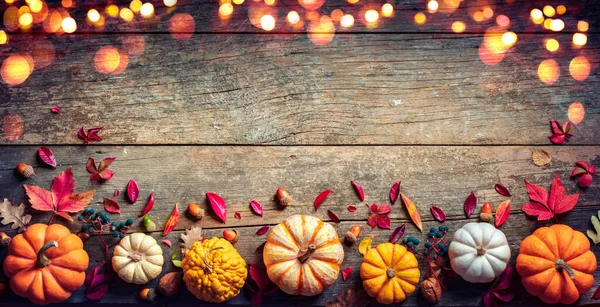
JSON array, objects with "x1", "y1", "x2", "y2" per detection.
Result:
[{"x1": 1, "y1": 34, "x2": 598, "y2": 145}]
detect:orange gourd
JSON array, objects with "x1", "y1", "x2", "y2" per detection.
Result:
[
  {"x1": 3, "y1": 224, "x2": 89, "y2": 304},
  {"x1": 516, "y1": 224, "x2": 596, "y2": 304}
]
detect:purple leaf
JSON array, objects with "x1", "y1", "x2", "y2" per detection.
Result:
[
  {"x1": 430, "y1": 206, "x2": 446, "y2": 222},
  {"x1": 206, "y1": 192, "x2": 227, "y2": 223},
  {"x1": 389, "y1": 182, "x2": 401, "y2": 204},
  {"x1": 327, "y1": 210, "x2": 340, "y2": 223},
  {"x1": 464, "y1": 191, "x2": 477, "y2": 218},
  {"x1": 389, "y1": 224, "x2": 406, "y2": 243},
  {"x1": 250, "y1": 200, "x2": 263, "y2": 216},
  {"x1": 37, "y1": 147, "x2": 57, "y2": 168},
  {"x1": 495, "y1": 184, "x2": 511, "y2": 197},
  {"x1": 351, "y1": 180, "x2": 365, "y2": 201},
  {"x1": 256, "y1": 225, "x2": 270, "y2": 235}
]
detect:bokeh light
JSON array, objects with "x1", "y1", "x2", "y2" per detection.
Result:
[
  {"x1": 265, "y1": 0, "x2": 275, "y2": 6},
  {"x1": 1, "y1": 54, "x2": 32, "y2": 85},
  {"x1": 4, "y1": 6, "x2": 20, "y2": 31},
  {"x1": 569, "y1": 56, "x2": 590, "y2": 81},
  {"x1": 164, "y1": 0, "x2": 177, "y2": 7},
  {"x1": 501, "y1": 32, "x2": 517, "y2": 46},
  {"x1": 94, "y1": 46, "x2": 121, "y2": 74},
  {"x1": 111, "y1": 51, "x2": 129, "y2": 75},
  {"x1": 30, "y1": 0, "x2": 43, "y2": 13},
  {"x1": 43, "y1": 10, "x2": 62, "y2": 33},
  {"x1": 120, "y1": 8, "x2": 134, "y2": 22},
  {"x1": 556, "y1": 5, "x2": 566, "y2": 15},
  {"x1": 577, "y1": 21, "x2": 589, "y2": 32},
  {"x1": 496, "y1": 15, "x2": 510, "y2": 27},
  {"x1": 330, "y1": 9, "x2": 343, "y2": 22},
  {"x1": 0, "y1": 30, "x2": 7, "y2": 44},
  {"x1": 573, "y1": 33, "x2": 587, "y2": 46},
  {"x1": 451, "y1": 21, "x2": 465, "y2": 33},
  {"x1": 568, "y1": 102, "x2": 584, "y2": 125},
  {"x1": 473, "y1": 11, "x2": 484, "y2": 22},
  {"x1": 31, "y1": 40, "x2": 55, "y2": 68},
  {"x1": 479, "y1": 44, "x2": 504, "y2": 66},
  {"x1": 260, "y1": 14, "x2": 275, "y2": 31},
  {"x1": 308, "y1": 15, "x2": 334, "y2": 45},
  {"x1": 287, "y1": 11, "x2": 300, "y2": 24},
  {"x1": 87, "y1": 9, "x2": 100, "y2": 23},
  {"x1": 381, "y1": 3, "x2": 393, "y2": 17},
  {"x1": 365, "y1": 9, "x2": 378, "y2": 23},
  {"x1": 414, "y1": 12, "x2": 426, "y2": 25},
  {"x1": 130, "y1": 0, "x2": 142, "y2": 13},
  {"x1": 121, "y1": 34, "x2": 145, "y2": 56},
  {"x1": 106, "y1": 5, "x2": 119, "y2": 18},
  {"x1": 19, "y1": 12, "x2": 33, "y2": 28},
  {"x1": 233, "y1": 0, "x2": 244, "y2": 4},
  {"x1": 545, "y1": 39, "x2": 559, "y2": 52},
  {"x1": 537, "y1": 59, "x2": 559, "y2": 84},
  {"x1": 542, "y1": 5, "x2": 555, "y2": 17},
  {"x1": 169, "y1": 13, "x2": 195, "y2": 40},
  {"x1": 483, "y1": 27, "x2": 509, "y2": 54},
  {"x1": 549, "y1": 19, "x2": 564, "y2": 31},
  {"x1": 140, "y1": 3, "x2": 154, "y2": 17},
  {"x1": 482, "y1": 7, "x2": 493, "y2": 19},
  {"x1": 62, "y1": 16, "x2": 76, "y2": 33},
  {"x1": 218, "y1": 3, "x2": 233, "y2": 18},
  {"x1": 61, "y1": 0, "x2": 72, "y2": 8},
  {"x1": 298, "y1": 0, "x2": 325, "y2": 11},
  {"x1": 530, "y1": 8, "x2": 543, "y2": 24},
  {"x1": 427, "y1": 0, "x2": 438, "y2": 13},
  {"x1": 340, "y1": 14, "x2": 354, "y2": 27}
]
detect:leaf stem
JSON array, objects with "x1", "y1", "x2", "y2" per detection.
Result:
[
  {"x1": 425, "y1": 255, "x2": 447, "y2": 291},
  {"x1": 47, "y1": 212, "x2": 56, "y2": 225}
]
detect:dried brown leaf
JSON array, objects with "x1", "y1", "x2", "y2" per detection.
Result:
[
  {"x1": 532, "y1": 149, "x2": 551, "y2": 166},
  {"x1": 180, "y1": 226, "x2": 203, "y2": 254},
  {"x1": 326, "y1": 288, "x2": 369, "y2": 307},
  {"x1": 0, "y1": 198, "x2": 32, "y2": 232}
]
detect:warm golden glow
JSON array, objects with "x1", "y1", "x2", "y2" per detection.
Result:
[
  {"x1": 482, "y1": 7, "x2": 493, "y2": 19},
  {"x1": 543, "y1": 18, "x2": 552, "y2": 29},
  {"x1": 298, "y1": 0, "x2": 325, "y2": 10},
  {"x1": 120, "y1": 8, "x2": 134, "y2": 22},
  {"x1": 347, "y1": 0, "x2": 359, "y2": 4},
  {"x1": 61, "y1": 0, "x2": 72, "y2": 8},
  {"x1": 94, "y1": 46, "x2": 121, "y2": 74},
  {"x1": 577, "y1": 21, "x2": 589, "y2": 32},
  {"x1": 537, "y1": 59, "x2": 559, "y2": 84},
  {"x1": 381, "y1": 3, "x2": 393, "y2": 17},
  {"x1": 218, "y1": 3, "x2": 233, "y2": 18},
  {"x1": 260, "y1": 14, "x2": 275, "y2": 31},
  {"x1": 5, "y1": 0, "x2": 15, "y2": 4},
  {"x1": 331, "y1": 9, "x2": 343, "y2": 22},
  {"x1": 473, "y1": 11, "x2": 484, "y2": 22},
  {"x1": 308, "y1": 15, "x2": 334, "y2": 45},
  {"x1": 62, "y1": 16, "x2": 76, "y2": 33},
  {"x1": 496, "y1": 15, "x2": 510, "y2": 27},
  {"x1": 306, "y1": 10, "x2": 319, "y2": 22},
  {"x1": 31, "y1": 40, "x2": 55, "y2": 68},
  {"x1": 140, "y1": 3, "x2": 154, "y2": 17},
  {"x1": 43, "y1": 10, "x2": 62, "y2": 33},
  {"x1": 365, "y1": 9, "x2": 378, "y2": 23},
  {"x1": 130, "y1": 0, "x2": 142, "y2": 13},
  {"x1": 287, "y1": 11, "x2": 300, "y2": 24},
  {"x1": 0, "y1": 30, "x2": 7, "y2": 44},
  {"x1": 451, "y1": 21, "x2": 465, "y2": 33},
  {"x1": 87, "y1": 9, "x2": 100, "y2": 23},
  {"x1": 4, "y1": 6, "x2": 20, "y2": 31},
  {"x1": 501, "y1": 32, "x2": 517, "y2": 46},
  {"x1": 164, "y1": 0, "x2": 177, "y2": 7},
  {"x1": 168, "y1": 13, "x2": 195, "y2": 40},
  {"x1": 479, "y1": 44, "x2": 504, "y2": 66},
  {"x1": 569, "y1": 56, "x2": 590, "y2": 81},
  {"x1": 1, "y1": 54, "x2": 31, "y2": 85},
  {"x1": 106, "y1": 5, "x2": 119, "y2": 18},
  {"x1": 121, "y1": 34, "x2": 145, "y2": 56},
  {"x1": 556, "y1": 5, "x2": 566, "y2": 15},
  {"x1": 572, "y1": 33, "x2": 587, "y2": 46},
  {"x1": 19, "y1": 12, "x2": 33, "y2": 27},
  {"x1": 542, "y1": 5, "x2": 555, "y2": 17},
  {"x1": 483, "y1": 27, "x2": 509, "y2": 54},
  {"x1": 545, "y1": 39, "x2": 559, "y2": 52},
  {"x1": 264, "y1": 0, "x2": 275, "y2": 6},
  {"x1": 111, "y1": 51, "x2": 128, "y2": 75},
  {"x1": 549, "y1": 19, "x2": 564, "y2": 31},
  {"x1": 29, "y1": 0, "x2": 43, "y2": 13},
  {"x1": 427, "y1": 0, "x2": 438, "y2": 13},
  {"x1": 568, "y1": 102, "x2": 584, "y2": 125},
  {"x1": 340, "y1": 14, "x2": 354, "y2": 27},
  {"x1": 414, "y1": 12, "x2": 426, "y2": 25},
  {"x1": 530, "y1": 8, "x2": 543, "y2": 24}
]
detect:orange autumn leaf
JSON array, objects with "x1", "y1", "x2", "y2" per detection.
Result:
[
  {"x1": 495, "y1": 200, "x2": 511, "y2": 228},
  {"x1": 162, "y1": 203, "x2": 180, "y2": 236},
  {"x1": 400, "y1": 193, "x2": 422, "y2": 232}
]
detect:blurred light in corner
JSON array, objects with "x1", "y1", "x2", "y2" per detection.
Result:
[
  {"x1": 537, "y1": 59, "x2": 559, "y2": 84},
  {"x1": 549, "y1": 19, "x2": 564, "y2": 31},
  {"x1": 264, "y1": 0, "x2": 275, "y2": 6},
  {"x1": 572, "y1": 33, "x2": 587, "y2": 46},
  {"x1": 530, "y1": 8, "x2": 543, "y2": 24},
  {"x1": 121, "y1": 34, "x2": 145, "y2": 56},
  {"x1": 340, "y1": 14, "x2": 354, "y2": 28},
  {"x1": 347, "y1": 0, "x2": 359, "y2": 4},
  {"x1": 61, "y1": 16, "x2": 76, "y2": 33},
  {"x1": 381, "y1": 3, "x2": 393, "y2": 17},
  {"x1": 287, "y1": 11, "x2": 300, "y2": 24},
  {"x1": 569, "y1": 56, "x2": 590, "y2": 81},
  {"x1": 43, "y1": 10, "x2": 62, "y2": 33},
  {"x1": 0, "y1": 30, "x2": 7, "y2": 44},
  {"x1": 31, "y1": 40, "x2": 55, "y2": 68},
  {"x1": 260, "y1": 14, "x2": 275, "y2": 31},
  {"x1": 427, "y1": 0, "x2": 438, "y2": 13},
  {"x1": 29, "y1": 0, "x2": 43, "y2": 13},
  {"x1": 168, "y1": 13, "x2": 195, "y2": 40},
  {"x1": 542, "y1": 5, "x2": 555, "y2": 17},
  {"x1": 94, "y1": 46, "x2": 121, "y2": 74},
  {"x1": 501, "y1": 32, "x2": 517, "y2": 46},
  {"x1": 577, "y1": 21, "x2": 589, "y2": 32},
  {"x1": 130, "y1": 0, "x2": 142, "y2": 13},
  {"x1": 330, "y1": 9, "x2": 343, "y2": 22},
  {"x1": 120, "y1": 8, "x2": 134, "y2": 22},
  {"x1": 365, "y1": 9, "x2": 378, "y2": 23},
  {"x1": 219, "y1": 3, "x2": 233, "y2": 18},
  {"x1": 140, "y1": 3, "x2": 154, "y2": 17},
  {"x1": 568, "y1": 102, "x2": 585, "y2": 125},
  {"x1": 451, "y1": 21, "x2": 465, "y2": 33},
  {"x1": 164, "y1": 0, "x2": 177, "y2": 7},
  {"x1": 1, "y1": 54, "x2": 32, "y2": 85},
  {"x1": 298, "y1": 0, "x2": 325, "y2": 10},
  {"x1": 87, "y1": 9, "x2": 100, "y2": 23},
  {"x1": 482, "y1": 7, "x2": 493, "y2": 19},
  {"x1": 473, "y1": 11, "x2": 484, "y2": 22},
  {"x1": 545, "y1": 39, "x2": 559, "y2": 52},
  {"x1": 61, "y1": 0, "x2": 72, "y2": 8},
  {"x1": 414, "y1": 12, "x2": 426, "y2": 25},
  {"x1": 106, "y1": 5, "x2": 119, "y2": 18},
  {"x1": 308, "y1": 16, "x2": 334, "y2": 45},
  {"x1": 111, "y1": 51, "x2": 129, "y2": 75}
]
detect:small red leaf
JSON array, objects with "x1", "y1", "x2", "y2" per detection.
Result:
[
  {"x1": 376, "y1": 215, "x2": 391, "y2": 229},
  {"x1": 389, "y1": 182, "x2": 401, "y2": 204},
  {"x1": 389, "y1": 224, "x2": 406, "y2": 243},
  {"x1": 114, "y1": 189, "x2": 119, "y2": 197},
  {"x1": 593, "y1": 284, "x2": 600, "y2": 300},
  {"x1": 314, "y1": 189, "x2": 332, "y2": 211},
  {"x1": 55, "y1": 211, "x2": 73, "y2": 222},
  {"x1": 350, "y1": 181, "x2": 365, "y2": 201},
  {"x1": 579, "y1": 173, "x2": 593, "y2": 187},
  {"x1": 495, "y1": 200, "x2": 511, "y2": 227},
  {"x1": 347, "y1": 205, "x2": 356, "y2": 212},
  {"x1": 37, "y1": 147, "x2": 57, "y2": 168},
  {"x1": 464, "y1": 192, "x2": 477, "y2": 218},
  {"x1": 250, "y1": 200, "x2": 263, "y2": 216},
  {"x1": 256, "y1": 225, "x2": 270, "y2": 235},
  {"x1": 78, "y1": 127, "x2": 104, "y2": 144},
  {"x1": 327, "y1": 210, "x2": 340, "y2": 223},
  {"x1": 234, "y1": 211, "x2": 241, "y2": 219},
  {"x1": 367, "y1": 214, "x2": 377, "y2": 229},
  {"x1": 430, "y1": 206, "x2": 446, "y2": 222},
  {"x1": 162, "y1": 203, "x2": 180, "y2": 236},
  {"x1": 494, "y1": 184, "x2": 511, "y2": 197},
  {"x1": 341, "y1": 267, "x2": 353, "y2": 281},
  {"x1": 162, "y1": 239, "x2": 172, "y2": 247},
  {"x1": 126, "y1": 179, "x2": 140, "y2": 203},
  {"x1": 103, "y1": 198, "x2": 120, "y2": 214},
  {"x1": 377, "y1": 204, "x2": 391, "y2": 215},
  {"x1": 139, "y1": 192, "x2": 154, "y2": 217},
  {"x1": 206, "y1": 192, "x2": 227, "y2": 223},
  {"x1": 50, "y1": 106, "x2": 60, "y2": 114}
]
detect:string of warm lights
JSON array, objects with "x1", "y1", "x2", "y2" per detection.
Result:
[{"x1": 0, "y1": 0, "x2": 593, "y2": 87}]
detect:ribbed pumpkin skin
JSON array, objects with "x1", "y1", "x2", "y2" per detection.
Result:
[
  {"x1": 360, "y1": 243, "x2": 420, "y2": 304},
  {"x1": 112, "y1": 233, "x2": 164, "y2": 284},
  {"x1": 3, "y1": 224, "x2": 89, "y2": 305},
  {"x1": 263, "y1": 215, "x2": 344, "y2": 296},
  {"x1": 516, "y1": 224, "x2": 596, "y2": 304}
]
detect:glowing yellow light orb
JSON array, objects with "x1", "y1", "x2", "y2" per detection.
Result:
[
  {"x1": 550, "y1": 19, "x2": 564, "y2": 31},
  {"x1": 264, "y1": 0, "x2": 275, "y2": 5},
  {"x1": 260, "y1": 14, "x2": 275, "y2": 31},
  {"x1": 61, "y1": 0, "x2": 72, "y2": 8},
  {"x1": 169, "y1": 13, "x2": 195, "y2": 39},
  {"x1": 543, "y1": 5, "x2": 555, "y2": 17},
  {"x1": 61, "y1": 17, "x2": 76, "y2": 33},
  {"x1": 120, "y1": 8, "x2": 134, "y2": 22},
  {"x1": 130, "y1": 0, "x2": 142, "y2": 13},
  {"x1": 545, "y1": 39, "x2": 559, "y2": 52},
  {"x1": 29, "y1": 0, "x2": 43, "y2": 13},
  {"x1": 569, "y1": 56, "x2": 590, "y2": 81},
  {"x1": 140, "y1": 2, "x2": 154, "y2": 17},
  {"x1": 331, "y1": 9, "x2": 343, "y2": 22},
  {"x1": 427, "y1": 0, "x2": 438, "y2": 13},
  {"x1": 94, "y1": 46, "x2": 121, "y2": 74},
  {"x1": 568, "y1": 102, "x2": 584, "y2": 125},
  {"x1": 501, "y1": 32, "x2": 517, "y2": 46},
  {"x1": 572, "y1": 33, "x2": 587, "y2": 46},
  {"x1": 473, "y1": 11, "x2": 484, "y2": 22},
  {"x1": 381, "y1": 3, "x2": 393, "y2": 17},
  {"x1": 414, "y1": 12, "x2": 426, "y2": 25},
  {"x1": 106, "y1": 5, "x2": 119, "y2": 18},
  {"x1": 556, "y1": 5, "x2": 566, "y2": 15},
  {"x1": 365, "y1": 9, "x2": 378, "y2": 23},
  {"x1": 451, "y1": 21, "x2": 465, "y2": 33},
  {"x1": 308, "y1": 15, "x2": 334, "y2": 45},
  {"x1": 19, "y1": 12, "x2": 33, "y2": 27},
  {"x1": 287, "y1": 11, "x2": 300, "y2": 24},
  {"x1": 577, "y1": 20, "x2": 588, "y2": 32},
  {"x1": 218, "y1": 3, "x2": 233, "y2": 17},
  {"x1": 496, "y1": 15, "x2": 510, "y2": 27},
  {"x1": 87, "y1": 9, "x2": 100, "y2": 23},
  {"x1": 347, "y1": 0, "x2": 359, "y2": 4},
  {"x1": 340, "y1": 14, "x2": 354, "y2": 27},
  {"x1": 164, "y1": 0, "x2": 177, "y2": 7},
  {"x1": 1, "y1": 54, "x2": 31, "y2": 85},
  {"x1": 482, "y1": 7, "x2": 493, "y2": 19},
  {"x1": 530, "y1": 9, "x2": 543, "y2": 24},
  {"x1": 0, "y1": 30, "x2": 7, "y2": 44},
  {"x1": 537, "y1": 59, "x2": 560, "y2": 85},
  {"x1": 5, "y1": 0, "x2": 15, "y2": 4}
]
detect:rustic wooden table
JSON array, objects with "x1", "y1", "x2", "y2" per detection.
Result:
[{"x1": 0, "y1": 0, "x2": 599, "y2": 306}]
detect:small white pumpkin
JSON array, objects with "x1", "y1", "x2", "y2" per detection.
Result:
[
  {"x1": 448, "y1": 222, "x2": 510, "y2": 283},
  {"x1": 112, "y1": 233, "x2": 164, "y2": 284}
]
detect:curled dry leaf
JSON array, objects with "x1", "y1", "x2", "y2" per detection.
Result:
[
  {"x1": 103, "y1": 198, "x2": 120, "y2": 214},
  {"x1": 206, "y1": 192, "x2": 227, "y2": 223},
  {"x1": 162, "y1": 203, "x2": 180, "y2": 236},
  {"x1": 494, "y1": 184, "x2": 511, "y2": 197},
  {"x1": 327, "y1": 210, "x2": 341, "y2": 223},
  {"x1": 314, "y1": 189, "x2": 332, "y2": 211},
  {"x1": 0, "y1": 198, "x2": 32, "y2": 233},
  {"x1": 50, "y1": 106, "x2": 60, "y2": 114},
  {"x1": 180, "y1": 226, "x2": 203, "y2": 254},
  {"x1": 430, "y1": 206, "x2": 446, "y2": 222},
  {"x1": 587, "y1": 210, "x2": 600, "y2": 248},
  {"x1": 114, "y1": 189, "x2": 119, "y2": 197},
  {"x1": 347, "y1": 205, "x2": 356, "y2": 212},
  {"x1": 358, "y1": 236, "x2": 373, "y2": 256},
  {"x1": 532, "y1": 149, "x2": 552, "y2": 166},
  {"x1": 571, "y1": 161, "x2": 596, "y2": 188},
  {"x1": 548, "y1": 120, "x2": 572, "y2": 144},
  {"x1": 85, "y1": 262, "x2": 110, "y2": 300},
  {"x1": 250, "y1": 200, "x2": 263, "y2": 216},
  {"x1": 389, "y1": 182, "x2": 401, "y2": 204},
  {"x1": 78, "y1": 127, "x2": 103, "y2": 144},
  {"x1": 494, "y1": 200, "x2": 511, "y2": 228},
  {"x1": 37, "y1": 147, "x2": 57, "y2": 168},
  {"x1": 139, "y1": 192, "x2": 155, "y2": 217},
  {"x1": 86, "y1": 157, "x2": 116, "y2": 182},
  {"x1": 326, "y1": 288, "x2": 369, "y2": 307},
  {"x1": 483, "y1": 266, "x2": 517, "y2": 307},
  {"x1": 341, "y1": 267, "x2": 353, "y2": 281},
  {"x1": 256, "y1": 225, "x2": 270, "y2": 236},
  {"x1": 351, "y1": 181, "x2": 365, "y2": 201},
  {"x1": 464, "y1": 192, "x2": 477, "y2": 218},
  {"x1": 389, "y1": 224, "x2": 406, "y2": 243},
  {"x1": 127, "y1": 179, "x2": 140, "y2": 203},
  {"x1": 400, "y1": 194, "x2": 422, "y2": 231},
  {"x1": 162, "y1": 239, "x2": 172, "y2": 247},
  {"x1": 234, "y1": 211, "x2": 241, "y2": 219}
]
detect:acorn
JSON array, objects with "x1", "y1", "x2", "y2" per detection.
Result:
[
  {"x1": 187, "y1": 203, "x2": 204, "y2": 220},
  {"x1": 142, "y1": 216, "x2": 157, "y2": 232},
  {"x1": 276, "y1": 188, "x2": 293, "y2": 207},
  {"x1": 16, "y1": 163, "x2": 35, "y2": 178},
  {"x1": 223, "y1": 229, "x2": 239, "y2": 244},
  {"x1": 480, "y1": 202, "x2": 493, "y2": 222},
  {"x1": 158, "y1": 272, "x2": 183, "y2": 296},
  {"x1": 345, "y1": 225, "x2": 361, "y2": 245},
  {"x1": 0, "y1": 232, "x2": 11, "y2": 247},
  {"x1": 76, "y1": 231, "x2": 90, "y2": 243},
  {"x1": 139, "y1": 288, "x2": 157, "y2": 302}
]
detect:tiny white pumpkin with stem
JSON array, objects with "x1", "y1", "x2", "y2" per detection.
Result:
[
  {"x1": 448, "y1": 222, "x2": 510, "y2": 283},
  {"x1": 112, "y1": 233, "x2": 164, "y2": 284}
]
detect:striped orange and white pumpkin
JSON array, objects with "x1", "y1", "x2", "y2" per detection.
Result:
[{"x1": 263, "y1": 215, "x2": 344, "y2": 296}]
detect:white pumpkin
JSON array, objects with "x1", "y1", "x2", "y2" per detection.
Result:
[
  {"x1": 448, "y1": 222, "x2": 510, "y2": 283},
  {"x1": 112, "y1": 233, "x2": 164, "y2": 284}
]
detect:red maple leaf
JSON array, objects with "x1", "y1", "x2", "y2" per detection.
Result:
[
  {"x1": 87, "y1": 157, "x2": 116, "y2": 182},
  {"x1": 24, "y1": 167, "x2": 96, "y2": 222},
  {"x1": 522, "y1": 173, "x2": 579, "y2": 221},
  {"x1": 548, "y1": 120, "x2": 572, "y2": 144},
  {"x1": 367, "y1": 204, "x2": 391, "y2": 229},
  {"x1": 78, "y1": 127, "x2": 103, "y2": 143},
  {"x1": 571, "y1": 161, "x2": 596, "y2": 188}
]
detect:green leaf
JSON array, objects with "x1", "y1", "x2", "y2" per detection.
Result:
[
  {"x1": 171, "y1": 250, "x2": 182, "y2": 268},
  {"x1": 588, "y1": 229, "x2": 600, "y2": 244},
  {"x1": 592, "y1": 215, "x2": 600, "y2": 234}
]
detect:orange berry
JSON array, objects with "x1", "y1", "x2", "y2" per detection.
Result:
[
  {"x1": 223, "y1": 229, "x2": 239, "y2": 244},
  {"x1": 482, "y1": 202, "x2": 493, "y2": 214},
  {"x1": 276, "y1": 188, "x2": 292, "y2": 207},
  {"x1": 345, "y1": 225, "x2": 362, "y2": 244},
  {"x1": 349, "y1": 225, "x2": 361, "y2": 237},
  {"x1": 187, "y1": 203, "x2": 204, "y2": 219}
]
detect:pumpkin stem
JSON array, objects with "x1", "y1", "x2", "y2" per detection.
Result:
[
  {"x1": 555, "y1": 259, "x2": 576, "y2": 279},
  {"x1": 386, "y1": 268, "x2": 396, "y2": 278},
  {"x1": 37, "y1": 241, "x2": 58, "y2": 267},
  {"x1": 476, "y1": 246, "x2": 486, "y2": 256},
  {"x1": 297, "y1": 244, "x2": 316, "y2": 263},
  {"x1": 203, "y1": 247, "x2": 224, "y2": 273},
  {"x1": 128, "y1": 253, "x2": 142, "y2": 262}
]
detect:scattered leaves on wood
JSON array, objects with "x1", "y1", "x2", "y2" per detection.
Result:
[
  {"x1": 389, "y1": 182, "x2": 401, "y2": 204},
  {"x1": 483, "y1": 266, "x2": 518, "y2": 307},
  {"x1": 162, "y1": 239, "x2": 172, "y2": 247},
  {"x1": 587, "y1": 210, "x2": 600, "y2": 249},
  {"x1": 126, "y1": 179, "x2": 140, "y2": 203},
  {"x1": 350, "y1": 181, "x2": 365, "y2": 201},
  {"x1": 400, "y1": 194, "x2": 422, "y2": 231},
  {"x1": 494, "y1": 184, "x2": 511, "y2": 197},
  {"x1": 206, "y1": 192, "x2": 227, "y2": 223},
  {"x1": 532, "y1": 149, "x2": 551, "y2": 166},
  {"x1": 162, "y1": 203, "x2": 180, "y2": 236},
  {"x1": 0, "y1": 198, "x2": 32, "y2": 232},
  {"x1": 139, "y1": 192, "x2": 154, "y2": 217},
  {"x1": 347, "y1": 205, "x2": 356, "y2": 212},
  {"x1": 494, "y1": 200, "x2": 511, "y2": 228},
  {"x1": 314, "y1": 189, "x2": 332, "y2": 211},
  {"x1": 103, "y1": 198, "x2": 120, "y2": 214},
  {"x1": 250, "y1": 200, "x2": 263, "y2": 216},
  {"x1": 430, "y1": 206, "x2": 446, "y2": 222},
  {"x1": 85, "y1": 262, "x2": 110, "y2": 300},
  {"x1": 548, "y1": 120, "x2": 572, "y2": 144},
  {"x1": 327, "y1": 210, "x2": 341, "y2": 223},
  {"x1": 50, "y1": 106, "x2": 60, "y2": 114},
  {"x1": 389, "y1": 224, "x2": 406, "y2": 243},
  {"x1": 234, "y1": 211, "x2": 241, "y2": 219},
  {"x1": 24, "y1": 167, "x2": 95, "y2": 221},
  {"x1": 256, "y1": 225, "x2": 270, "y2": 235},
  {"x1": 247, "y1": 264, "x2": 278, "y2": 307},
  {"x1": 326, "y1": 288, "x2": 369, "y2": 307},
  {"x1": 358, "y1": 236, "x2": 373, "y2": 256},
  {"x1": 367, "y1": 204, "x2": 391, "y2": 229},
  {"x1": 114, "y1": 189, "x2": 119, "y2": 197},
  {"x1": 180, "y1": 226, "x2": 203, "y2": 254},
  {"x1": 37, "y1": 147, "x2": 57, "y2": 168},
  {"x1": 78, "y1": 126, "x2": 103, "y2": 144},
  {"x1": 86, "y1": 157, "x2": 116, "y2": 182},
  {"x1": 341, "y1": 267, "x2": 353, "y2": 281},
  {"x1": 464, "y1": 192, "x2": 477, "y2": 218},
  {"x1": 522, "y1": 173, "x2": 579, "y2": 221},
  {"x1": 571, "y1": 161, "x2": 596, "y2": 188}
]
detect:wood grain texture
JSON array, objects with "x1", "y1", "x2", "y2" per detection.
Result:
[{"x1": 1, "y1": 33, "x2": 598, "y2": 145}]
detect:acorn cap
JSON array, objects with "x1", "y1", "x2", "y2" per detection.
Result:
[{"x1": 345, "y1": 231, "x2": 357, "y2": 244}]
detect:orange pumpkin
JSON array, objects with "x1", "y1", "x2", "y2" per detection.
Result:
[
  {"x1": 3, "y1": 223, "x2": 89, "y2": 304},
  {"x1": 263, "y1": 215, "x2": 344, "y2": 296},
  {"x1": 516, "y1": 224, "x2": 596, "y2": 304}
]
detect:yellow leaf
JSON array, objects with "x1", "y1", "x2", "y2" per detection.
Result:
[
  {"x1": 532, "y1": 149, "x2": 551, "y2": 166},
  {"x1": 401, "y1": 193, "x2": 423, "y2": 232},
  {"x1": 358, "y1": 236, "x2": 374, "y2": 256}
]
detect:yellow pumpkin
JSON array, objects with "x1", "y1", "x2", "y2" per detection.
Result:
[
  {"x1": 360, "y1": 243, "x2": 420, "y2": 304},
  {"x1": 182, "y1": 237, "x2": 247, "y2": 303},
  {"x1": 263, "y1": 215, "x2": 344, "y2": 296}
]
